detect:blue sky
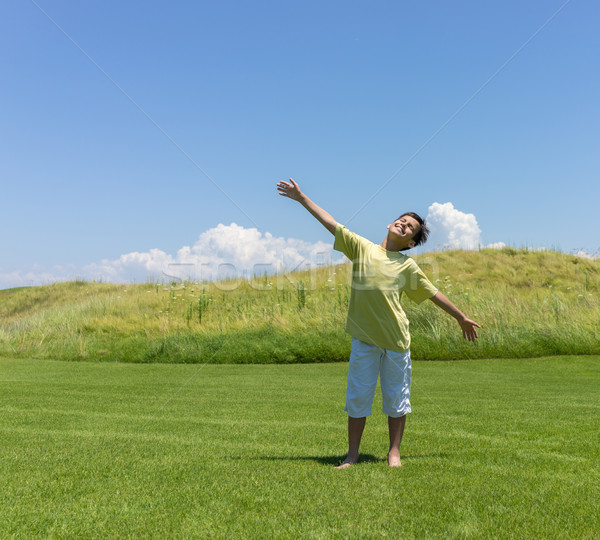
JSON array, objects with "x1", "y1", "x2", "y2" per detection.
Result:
[{"x1": 1, "y1": 0, "x2": 598, "y2": 287}]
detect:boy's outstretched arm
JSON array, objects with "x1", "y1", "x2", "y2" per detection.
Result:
[
  {"x1": 277, "y1": 178, "x2": 337, "y2": 235},
  {"x1": 429, "y1": 291, "x2": 481, "y2": 342}
]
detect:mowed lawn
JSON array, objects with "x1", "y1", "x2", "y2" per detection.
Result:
[{"x1": 1, "y1": 356, "x2": 598, "y2": 538}]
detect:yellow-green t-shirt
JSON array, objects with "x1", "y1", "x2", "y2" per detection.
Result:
[{"x1": 334, "y1": 223, "x2": 438, "y2": 353}]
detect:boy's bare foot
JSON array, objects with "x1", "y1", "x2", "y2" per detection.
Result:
[
  {"x1": 387, "y1": 450, "x2": 402, "y2": 468},
  {"x1": 334, "y1": 455, "x2": 358, "y2": 469}
]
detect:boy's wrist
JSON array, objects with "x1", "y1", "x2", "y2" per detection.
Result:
[{"x1": 454, "y1": 312, "x2": 467, "y2": 323}]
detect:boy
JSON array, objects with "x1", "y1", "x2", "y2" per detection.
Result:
[{"x1": 277, "y1": 178, "x2": 480, "y2": 468}]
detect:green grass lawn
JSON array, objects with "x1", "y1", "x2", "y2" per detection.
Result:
[{"x1": 1, "y1": 356, "x2": 598, "y2": 538}]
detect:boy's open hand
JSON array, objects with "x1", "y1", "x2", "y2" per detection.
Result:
[
  {"x1": 277, "y1": 178, "x2": 303, "y2": 201},
  {"x1": 458, "y1": 318, "x2": 481, "y2": 342}
]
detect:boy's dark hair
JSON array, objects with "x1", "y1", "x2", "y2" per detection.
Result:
[{"x1": 398, "y1": 212, "x2": 430, "y2": 248}]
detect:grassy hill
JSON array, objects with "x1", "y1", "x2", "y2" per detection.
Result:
[{"x1": 1, "y1": 248, "x2": 598, "y2": 363}]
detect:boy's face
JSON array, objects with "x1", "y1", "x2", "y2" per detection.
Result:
[{"x1": 387, "y1": 215, "x2": 420, "y2": 248}]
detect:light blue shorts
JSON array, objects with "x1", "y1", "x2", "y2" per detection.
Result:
[{"x1": 345, "y1": 338, "x2": 412, "y2": 418}]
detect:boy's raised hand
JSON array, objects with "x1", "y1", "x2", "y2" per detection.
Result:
[
  {"x1": 277, "y1": 178, "x2": 303, "y2": 201},
  {"x1": 276, "y1": 178, "x2": 337, "y2": 235}
]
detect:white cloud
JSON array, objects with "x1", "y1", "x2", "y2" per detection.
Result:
[
  {"x1": 485, "y1": 242, "x2": 507, "y2": 250},
  {"x1": 83, "y1": 248, "x2": 175, "y2": 282},
  {"x1": 574, "y1": 250, "x2": 597, "y2": 260},
  {"x1": 425, "y1": 202, "x2": 482, "y2": 250},
  {"x1": 0, "y1": 268, "x2": 68, "y2": 289},
  {"x1": 0, "y1": 224, "x2": 341, "y2": 289}
]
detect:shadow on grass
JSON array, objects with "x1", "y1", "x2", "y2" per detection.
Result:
[
  {"x1": 252, "y1": 454, "x2": 384, "y2": 466},
  {"x1": 232, "y1": 453, "x2": 448, "y2": 466}
]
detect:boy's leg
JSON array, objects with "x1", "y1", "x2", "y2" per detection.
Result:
[
  {"x1": 334, "y1": 416, "x2": 366, "y2": 469},
  {"x1": 380, "y1": 348, "x2": 412, "y2": 467},
  {"x1": 387, "y1": 415, "x2": 406, "y2": 467},
  {"x1": 336, "y1": 339, "x2": 381, "y2": 468}
]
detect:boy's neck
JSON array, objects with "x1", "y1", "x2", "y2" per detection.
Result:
[{"x1": 380, "y1": 234, "x2": 407, "y2": 252}]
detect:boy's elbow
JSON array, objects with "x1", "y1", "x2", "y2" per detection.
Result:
[{"x1": 429, "y1": 291, "x2": 444, "y2": 306}]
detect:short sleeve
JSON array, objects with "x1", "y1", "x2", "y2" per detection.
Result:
[
  {"x1": 333, "y1": 223, "x2": 360, "y2": 261},
  {"x1": 403, "y1": 263, "x2": 438, "y2": 304}
]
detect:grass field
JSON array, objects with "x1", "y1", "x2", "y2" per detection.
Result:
[{"x1": 1, "y1": 355, "x2": 598, "y2": 538}]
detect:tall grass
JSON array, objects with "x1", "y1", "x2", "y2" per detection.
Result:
[{"x1": 1, "y1": 248, "x2": 598, "y2": 363}]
